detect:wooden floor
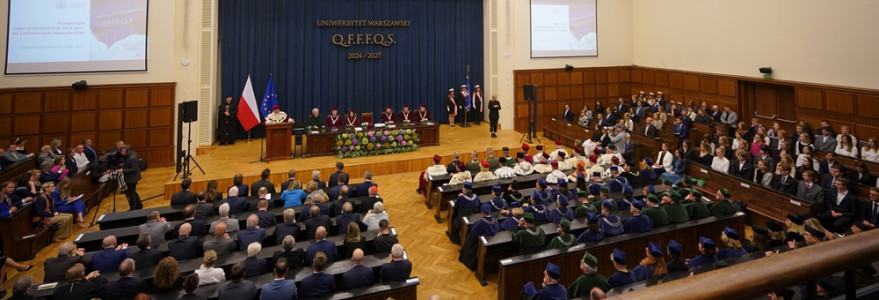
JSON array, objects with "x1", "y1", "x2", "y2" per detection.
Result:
[{"x1": 3, "y1": 123, "x2": 522, "y2": 299}]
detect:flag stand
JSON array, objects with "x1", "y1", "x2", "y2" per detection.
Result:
[
  {"x1": 247, "y1": 131, "x2": 252, "y2": 143},
  {"x1": 249, "y1": 128, "x2": 268, "y2": 164}
]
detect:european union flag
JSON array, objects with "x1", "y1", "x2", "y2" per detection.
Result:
[{"x1": 260, "y1": 75, "x2": 278, "y2": 118}]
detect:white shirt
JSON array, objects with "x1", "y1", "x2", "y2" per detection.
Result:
[
  {"x1": 835, "y1": 144, "x2": 858, "y2": 158},
  {"x1": 836, "y1": 191, "x2": 848, "y2": 206},
  {"x1": 195, "y1": 266, "x2": 226, "y2": 285},
  {"x1": 862, "y1": 147, "x2": 879, "y2": 163},
  {"x1": 655, "y1": 151, "x2": 673, "y2": 171},
  {"x1": 363, "y1": 211, "x2": 389, "y2": 231},
  {"x1": 73, "y1": 152, "x2": 90, "y2": 173},
  {"x1": 711, "y1": 157, "x2": 730, "y2": 174}
]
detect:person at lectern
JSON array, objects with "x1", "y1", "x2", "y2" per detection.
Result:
[
  {"x1": 345, "y1": 109, "x2": 359, "y2": 128},
  {"x1": 307, "y1": 108, "x2": 322, "y2": 128},
  {"x1": 380, "y1": 106, "x2": 396, "y2": 124},
  {"x1": 446, "y1": 89, "x2": 457, "y2": 127},
  {"x1": 326, "y1": 108, "x2": 343, "y2": 130},
  {"x1": 398, "y1": 105, "x2": 413, "y2": 124},
  {"x1": 471, "y1": 85, "x2": 484, "y2": 125},
  {"x1": 265, "y1": 105, "x2": 293, "y2": 124},
  {"x1": 415, "y1": 104, "x2": 431, "y2": 123},
  {"x1": 217, "y1": 95, "x2": 237, "y2": 146}
]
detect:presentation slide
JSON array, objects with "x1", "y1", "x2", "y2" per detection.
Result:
[
  {"x1": 530, "y1": 0, "x2": 597, "y2": 58},
  {"x1": 5, "y1": 0, "x2": 148, "y2": 74}
]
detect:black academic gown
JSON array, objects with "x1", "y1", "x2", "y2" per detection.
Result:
[{"x1": 217, "y1": 102, "x2": 237, "y2": 145}]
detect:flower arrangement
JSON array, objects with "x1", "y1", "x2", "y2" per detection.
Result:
[{"x1": 335, "y1": 128, "x2": 419, "y2": 158}]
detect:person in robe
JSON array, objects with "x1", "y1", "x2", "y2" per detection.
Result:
[
  {"x1": 521, "y1": 262, "x2": 568, "y2": 300},
  {"x1": 380, "y1": 106, "x2": 396, "y2": 124},
  {"x1": 307, "y1": 108, "x2": 322, "y2": 128},
  {"x1": 325, "y1": 107, "x2": 342, "y2": 130},
  {"x1": 398, "y1": 105, "x2": 413, "y2": 124},
  {"x1": 414, "y1": 104, "x2": 431, "y2": 123},
  {"x1": 631, "y1": 241, "x2": 668, "y2": 281},
  {"x1": 568, "y1": 252, "x2": 611, "y2": 298},
  {"x1": 458, "y1": 203, "x2": 500, "y2": 270},
  {"x1": 471, "y1": 85, "x2": 484, "y2": 124},
  {"x1": 217, "y1": 95, "x2": 237, "y2": 145},
  {"x1": 607, "y1": 248, "x2": 636, "y2": 288},
  {"x1": 546, "y1": 218, "x2": 576, "y2": 249},
  {"x1": 265, "y1": 105, "x2": 293, "y2": 124},
  {"x1": 344, "y1": 109, "x2": 359, "y2": 127}
]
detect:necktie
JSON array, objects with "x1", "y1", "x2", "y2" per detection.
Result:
[
  {"x1": 873, "y1": 203, "x2": 878, "y2": 221},
  {"x1": 806, "y1": 183, "x2": 811, "y2": 191},
  {"x1": 781, "y1": 177, "x2": 786, "y2": 185}
]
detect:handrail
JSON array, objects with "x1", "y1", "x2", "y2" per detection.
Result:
[
  {"x1": 613, "y1": 229, "x2": 879, "y2": 300},
  {"x1": 753, "y1": 111, "x2": 777, "y2": 120}
]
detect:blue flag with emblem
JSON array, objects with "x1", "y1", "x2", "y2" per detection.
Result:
[
  {"x1": 464, "y1": 67, "x2": 471, "y2": 108},
  {"x1": 260, "y1": 75, "x2": 278, "y2": 118}
]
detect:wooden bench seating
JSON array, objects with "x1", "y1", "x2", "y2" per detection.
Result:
[{"x1": 0, "y1": 203, "x2": 51, "y2": 260}]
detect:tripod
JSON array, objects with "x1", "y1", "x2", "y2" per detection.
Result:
[
  {"x1": 174, "y1": 121, "x2": 206, "y2": 180},
  {"x1": 520, "y1": 99, "x2": 541, "y2": 144},
  {"x1": 90, "y1": 175, "x2": 124, "y2": 226}
]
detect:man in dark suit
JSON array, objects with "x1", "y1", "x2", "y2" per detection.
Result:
[
  {"x1": 335, "y1": 202, "x2": 362, "y2": 236},
  {"x1": 859, "y1": 188, "x2": 879, "y2": 229},
  {"x1": 243, "y1": 242, "x2": 267, "y2": 277},
  {"x1": 328, "y1": 162, "x2": 349, "y2": 187},
  {"x1": 729, "y1": 151, "x2": 755, "y2": 181},
  {"x1": 342, "y1": 248, "x2": 374, "y2": 289},
  {"x1": 273, "y1": 235, "x2": 306, "y2": 269},
  {"x1": 220, "y1": 187, "x2": 248, "y2": 214},
  {"x1": 91, "y1": 235, "x2": 129, "y2": 274},
  {"x1": 329, "y1": 184, "x2": 350, "y2": 212},
  {"x1": 709, "y1": 105, "x2": 722, "y2": 122},
  {"x1": 329, "y1": 174, "x2": 350, "y2": 200},
  {"x1": 43, "y1": 242, "x2": 88, "y2": 283},
  {"x1": 300, "y1": 252, "x2": 336, "y2": 298},
  {"x1": 379, "y1": 244, "x2": 412, "y2": 283},
  {"x1": 194, "y1": 191, "x2": 216, "y2": 219},
  {"x1": 306, "y1": 226, "x2": 338, "y2": 265},
  {"x1": 82, "y1": 138, "x2": 98, "y2": 163},
  {"x1": 116, "y1": 146, "x2": 143, "y2": 210},
  {"x1": 356, "y1": 171, "x2": 378, "y2": 197},
  {"x1": 771, "y1": 165, "x2": 798, "y2": 195},
  {"x1": 217, "y1": 262, "x2": 257, "y2": 300},
  {"x1": 250, "y1": 168, "x2": 276, "y2": 197},
  {"x1": 822, "y1": 165, "x2": 851, "y2": 191},
  {"x1": 103, "y1": 258, "x2": 148, "y2": 300},
  {"x1": 203, "y1": 222, "x2": 237, "y2": 256},
  {"x1": 616, "y1": 98, "x2": 627, "y2": 119},
  {"x1": 279, "y1": 169, "x2": 298, "y2": 192},
  {"x1": 275, "y1": 208, "x2": 300, "y2": 244},
  {"x1": 171, "y1": 178, "x2": 197, "y2": 208},
  {"x1": 372, "y1": 219, "x2": 399, "y2": 254},
  {"x1": 173, "y1": 204, "x2": 208, "y2": 238},
  {"x1": 254, "y1": 200, "x2": 276, "y2": 228},
  {"x1": 820, "y1": 178, "x2": 858, "y2": 233},
  {"x1": 309, "y1": 170, "x2": 327, "y2": 189},
  {"x1": 178, "y1": 273, "x2": 205, "y2": 300},
  {"x1": 169, "y1": 223, "x2": 203, "y2": 261},
  {"x1": 643, "y1": 117, "x2": 657, "y2": 137},
  {"x1": 673, "y1": 118, "x2": 689, "y2": 146},
  {"x1": 562, "y1": 104, "x2": 574, "y2": 122},
  {"x1": 797, "y1": 170, "x2": 825, "y2": 203},
  {"x1": 304, "y1": 205, "x2": 332, "y2": 240},
  {"x1": 130, "y1": 233, "x2": 162, "y2": 268},
  {"x1": 621, "y1": 134, "x2": 636, "y2": 163},
  {"x1": 237, "y1": 214, "x2": 267, "y2": 252},
  {"x1": 260, "y1": 259, "x2": 298, "y2": 300},
  {"x1": 819, "y1": 152, "x2": 842, "y2": 175},
  {"x1": 360, "y1": 185, "x2": 383, "y2": 214},
  {"x1": 53, "y1": 263, "x2": 107, "y2": 300}
]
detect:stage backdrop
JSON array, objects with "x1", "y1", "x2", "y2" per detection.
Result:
[{"x1": 220, "y1": 0, "x2": 484, "y2": 138}]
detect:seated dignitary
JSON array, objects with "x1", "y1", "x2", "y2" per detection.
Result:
[
  {"x1": 306, "y1": 226, "x2": 339, "y2": 265},
  {"x1": 237, "y1": 214, "x2": 267, "y2": 252},
  {"x1": 210, "y1": 203, "x2": 240, "y2": 233},
  {"x1": 304, "y1": 204, "x2": 332, "y2": 240},
  {"x1": 130, "y1": 232, "x2": 163, "y2": 268},
  {"x1": 53, "y1": 263, "x2": 106, "y2": 300},
  {"x1": 372, "y1": 219, "x2": 399, "y2": 254},
  {"x1": 380, "y1": 243, "x2": 412, "y2": 283},
  {"x1": 261, "y1": 259, "x2": 298, "y2": 300},
  {"x1": 91, "y1": 235, "x2": 129, "y2": 274},
  {"x1": 300, "y1": 252, "x2": 336, "y2": 298},
  {"x1": 342, "y1": 248, "x2": 375, "y2": 289},
  {"x1": 194, "y1": 250, "x2": 226, "y2": 285},
  {"x1": 171, "y1": 178, "x2": 197, "y2": 208},
  {"x1": 546, "y1": 218, "x2": 577, "y2": 249},
  {"x1": 174, "y1": 204, "x2": 208, "y2": 238},
  {"x1": 275, "y1": 208, "x2": 300, "y2": 244},
  {"x1": 512, "y1": 212, "x2": 546, "y2": 255},
  {"x1": 631, "y1": 241, "x2": 668, "y2": 281},
  {"x1": 43, "y1": 242, "x2": 88, "y2": 283},
  {"x1": 521, "y1": 262, "x2": 567, "y2": 300},
  {"x1": 244, "y1": 242, "x2": 267, "y2": 277},
  {"x1": 203, "y1": 221, "x2": 237, "y2": 256},
  {"x1": 139, "y1": 210, "x2": 173, "y2": 245},
  {"x1": 169, "y1": 223, "x2": 203, "y2": 261},
  {"x1": 218, "y1": 262, "x2": 257, "y2": 300},
  {"x1": 687, "y1": 236, "x2": 717, "y2": 269},
  {"x1": 103, "y1": 259, "x2": 149, "y2": 300},
  {"x1": 623, "y1": 199, "x2": 653, "y2": 234},
  {"x1": 273, "y1": 235, "x2": 306, "y2": 269},
  {"x1": 568, "y1": 252, "x2": 611, "y2": 298}
]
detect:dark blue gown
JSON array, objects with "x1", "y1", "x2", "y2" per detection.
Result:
[
  {"x1": 623, "y1": 214, "x2": 653, "y2": 233},
  {"x1": 599, "y1": 215, "x2": 624, "y2": 236},
  {"x1": 608, "y1": 271, "x2": 636, "y2": 288}
]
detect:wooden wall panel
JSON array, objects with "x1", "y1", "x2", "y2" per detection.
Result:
[
  {"x1": 796, "y1": 89, "x2": 824, "y2": 110},
  {"x1": 824, "y1": 91, "x2": 854, "y2": 114},
  {"x1": 557, "y1": 73, "x2": 570, "y2": 85},
  {"x1": 669, "y1": 73, "x2": 684, "y2": 90},
  {"x1": 718, "y1": 78, "x2": 737, "y2": 97},
  {"x1": 857, "y1": 95, "x2": 879, "y2": 118},
  {"x1": 684, "y1": 75, "x2": 700, "y2": 91},
  {"x1": 0, "y1": 82, "x2": 176, "y2": 167},
  {"x1": 700, "y1": 77, "x2": 717, "y2": 94}
]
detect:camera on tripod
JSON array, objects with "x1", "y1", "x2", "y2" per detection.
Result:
[{"x1": 109, "y1": 167, "x2": 128, "y2": 194}]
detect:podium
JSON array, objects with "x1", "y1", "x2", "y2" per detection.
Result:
[{"x1": 265, "y1": 123, "x2": 292, "y2": 161}]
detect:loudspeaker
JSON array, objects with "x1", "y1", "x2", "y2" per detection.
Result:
[
  {"x1": 72, "y1": 80, "x2": 88, "y2": 90},
  {"x1": 524, "y1": 85, "x2": 537, "y2": 101},
  {"x1": 759, "y1": 67, "x2": 773, "y2": 74},
  {"x1": 565, "y1": 64, "x2": 574, "y2": 71},
  {"x1": 181, "y1": 100, "x2": 198, "y2": 123}
]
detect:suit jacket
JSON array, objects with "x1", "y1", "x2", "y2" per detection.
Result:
[
  {"x1": 379, "y1": 260, "x2": 412, "y2": 283},
  {"x1": 797, "y1": 181, "x2": 825, "y2": 203},
  {"x1": 130, "y1": 247, "x2": 163, "y2": 268},
  {"x1": 827, "y1": 192, "x2": 858, "y2": 218},
  {"x1": 237, "y1": 228, "x2": 267, "y2": 251},
  {"x1": 256, "y1": 210, "x2": 277, "y2": 228},
  {"x1": 174, "y1": 218, "x2": 208, "y2": 238},
  {"x1": 169, "y1": 235, "x2": 203, "y2": 261},
  {"x1": 330, "y1": 198, "x2": 350, "y2": 217},
  {"x1": 119, "y1": 152, "x2": 142, "y2": 184},
  {"x1": 771, "y1": 175, "x2": 798, "y2": 195},
  {"x1": 91, "y1": 248, "x2": 129, "y2": 274},
  {"x1": 54, "y1": 277, "x2": 108, "y2": 300},
  {"x1": 84, "y1": 146, "x2": 98, "y2": 162},
  {"x1": 328, "y1": 171, "x2": 349, "y2": 187},
  {"x1": 217, "y1": 280, "x2": 257, "y2": 300},
  {"x1": 243, "y1": 256, "x2": 267, "y2": 277},
  {"x1": 300, "y1": 272, "x2": 336, "y2": 298},
  {"x1": 334, "y1": 213, "x2": 362, "y2": 235},
  {"x1": 250, "y1": 180, "x2": 276, "y2": 197},
  {"x1": 170, "y1": 190, "x2": 197, "y2": 208},
  {"x1": 104, "y1": 277, "x2": 149, "y2": 300},
  {"x1": 343, "y1": 264, "x2": 375, "y2": 289},
  {"x1": 818, "y1": 160, "x2": 842, "y2": 175},
  {"x1": 860, "y1": 201, "x2": 879, "y2": 225},
  {"x1": 563, "y1": 109, "x2": 575, "y2": 122},
  {"x1": 306, "y1": 240, "x2": 338, "y2": 265},
  {"x1": 195, "y1": 202, "x2": 217, "y2": 219},
  {"x1": 275, "y1": 222, "x2": 301, "y2": 244},
  {"x1": 272, "y1": 249, "x2": 306, "y2": 269},
  {"x1": 139, "y1": 221, "x2": 173, "y2": 245},
  {"x1": 720, "y1": 111, "x2": 738, "y2": 127},
  {"x1": 729, "y1": 159, "x2": 754, "y2": 181},
  {"x1": 220, "y1": 197, "x2": 248, "y2": 213},
  {"x1": 356, "y1": 181, "x2": 377, "y2": 197},
  {"x1": 280, "y1": 179, "x2": 296, "y2": 193},
  {"x1": 43, "y1": 255, "x2": 86, "y2": 283},
  {"x1": 259, "y1": 279, "x2": 298, "y2": 300},
  {"x1": 203, "y1": 237, "x2": 237, "y2": 256},
  {"x1": 814, "y1": 135, "x2": 837, "y2": 152},
  {"x1": 643, "y1": 125, "x2": 657, "y2": 137},
  {"x1": 305, "y1": 215, "x2": 332, "y2": 240}
]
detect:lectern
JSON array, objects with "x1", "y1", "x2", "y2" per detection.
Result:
[{"x1": 265, "y1": 123, "x2": 292, "y2": 161}]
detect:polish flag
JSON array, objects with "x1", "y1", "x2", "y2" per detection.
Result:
[{"x1": 236, "y1": 76, "x2": 260, "y2": 131}]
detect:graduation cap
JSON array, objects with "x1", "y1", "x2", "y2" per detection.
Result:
[
  {"x1": 623, "y1": 186, "x2": 633, "y2": 197},
  {"x1": 419, "y1": 104, "x2": 426, "y2": 108},
  {"x1": 521, "y1": 143, "x2": 530, "y2": 151},
  {"x1": 593, "y1": 147, "x2": 602, "y2": 155},
  {"x1": 586, "y1": 213, "x2": 600, "y2": 223},
  {"x1": 559, "y1": 218, "x2": 571, "y2": 232},
  {"x1": 539, "y1": 178, "x2": 548, "y2": 188},
  {"x1": 669, "y1": 191, "x2": 682, "y2": 202},
  {"x1": 609, "y1": 166, "x2": 619, "y2": 173},
  {"x1": 647, "y1": 184, "x2": 656, "y2": 195},
  {"x1": 536, "y1": 145, "x2": 544, "y2": 150},
  {"x1": 573, "y1": 146, "x2": 584, "y2": 154},
  {"x1": 558, "y1": 152, "x2": 566, "y2": 159},
  {"x1": 557, "y1": 195, "x2": 569, "y2": 206},
  {"x1": 463, "y1": 181, "x2": 473, "y2": 190},
  {"x1": 582, "y1": 252, "x2": 598, "y2": 268},
  {"x1": 763, "y1": 221, "x2": 783, "y2": 233},
  {"x1": 331, "y1": 107, "x2": 339, "y2": 111},
  {"x1": 555, "y1": 140, "x2": 563, "y2": 146},
  {"x1": 551, "y1": 161, "x2": 559, "y2": 168},
  {"x1": 719, "y1": 188, "x2": 731, "y2": 198},
  {"x1": 785, "y1": 231, "x2": 804, "y2": 242},
  {"x1": 449, "y1": 88, "x2": 454, "y2": 92},
  {"x1": 647, "y1": 241, "x2": 663, "y2": 257},
  {"x1": 662, "y1": 179, "x2": 674, "y2": 186},
  {"x1": 577, "y1": 173, "x2": 586, "y2": 183},
  {"x1": 691, "y1": 189, "x2": 702, "y2": 198},
  {"x1": 545, "y1": 262, "x2": 561, "y2": 280},
  {"x1": 668, "y1": 239, "x2": 683, "y2": 255},
  {"x1": 492, "y1": 185, "x2": 502, "y2": 193},
  {"x1": 600, "y1": 186, "x2": 610, "y2": 194},
  {"x1": 502, "y1": 146, "x2": 510, "y2": 152},
  {"x1": 589, "y1": 155, "x2": 598, "y2": 163},
  {"x1": 647, "y1": 194, "x2": 659, "y2": 204},
  {"x1": 402, "y1": 104, "x2": 409, "y2": 109},
  {"x1": 523, "y1": 212, "x2": 535, "y2": 223},
  {"x1": 480, "y1": 202, "x2": 492, "y2": 214},
  {"x1": 457, "y1": 161, "x2": 466, "y2": 171},
  {"x1": 592, "y1": 171, "x2": 602, "y2": 177},
  {"x1": 385, "y1": 105, "x2": 393, "y2": 110},
  {"x1": 511, "y1": 202, "x2": 522, "y2": 208},
  {"x1": 752, "y1": 225, "x2": 769, "y2": 237},
  {"x1": 607, "y1": 144, "x2": 617, "y2": 150},
  {"x1": 699, "y1": 236, "x2": 716, "y2": 249},
  {"x1": 786, "y1": 213, "x2": 805, "y2": 226},
  {"x1": 678, "y1": 189, "x2": 691, "y2": 199},
  {"x1": 517, "y1": 152, "x2": 525, "y2": 158},
  {"x1": 723, "y1": 227, "x2": 740, "y2": 240},
  {"x1": 644, "y1": 157, "x2": 654, "y2": 166},
  {"x1": 558, "y1": 178, "x2": 567, "y2": 186},
  {"x1": 611, "y1": 248, "x2": 627, "y2": 265},
  {"x1": 805, "y1": 226, "x2": 826, "y2": 240},
  {"x1": 272, "y1": 105, "x2": 280, "y2": 110},
  {"x1": 433, "y1": 154, "x2": 442, "y2": 163},
  {"x1": 498, "y1": 157, "x2": 507, "y2": 164},
  {"x1": 611, "y1": 156, "x2": 620, "y2": 164},
  {"x1": 631, "y1": 199, "x2": 645, "y2": 210},
  {"x1": 682, "y1": 175, "x2": 693, "y2": 183},
  {"x1": 602, "y1": 200, "x2": 615, "y2": 211}
]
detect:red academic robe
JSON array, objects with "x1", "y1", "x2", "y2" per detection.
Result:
[{"x1": 326, "y1": 114, "x2": 342, "y2": 129}]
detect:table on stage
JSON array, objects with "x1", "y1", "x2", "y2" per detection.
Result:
[{"x1": 304, "y1": 122, "x2": 440, "y2": 157}]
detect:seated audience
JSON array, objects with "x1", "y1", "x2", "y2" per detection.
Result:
[
  {"x1": 150, "y1": 257, "x2": 183, "y2": 294},
  {"x1": 53, "y1": 263, "x2": 106, "y2": 300},
  {"x1": 380, "y1": 244, "x2": 412, "y2": 283},
  {"x1": 260, "y1": 259, "x2": 298, "y2": 300},
  {"x1": 372, "y1": 219, "x2": 399, "y2": 254},
  {"x1": 203, "y1": 221, "x2": 237, "y2": 256},
  {"x1": 342, "y1": 248, "x2": 374, "y2": 289},
  {"x1": 237, "y1": 214, "x2": 267, "y2": 252},
  {"x1": 169, "y1": 223, "x2": 203, "y2": 261},
  {"x1": 92, "y1": 235, "x2": 129, "y2": 274},
  {"x1": 130, "y1": 232, "x2": 162, "y2": 268},
  {"x1": 301, "y1": 251, "x2": 336, "y2": 298},
  {"x1": 210, "y1": 203, "x2": 240, "y2": 233},
  {"x1": 43, "y1": 242, "x2": 87, "y2": 283},
  {"x1": 306, "y1": 226, "x2": 339, "y2": 265},
  {"x1": 218, "y1": 262, "x2": 257, "y2": 300},
  {"x1": 139, "y1": 210, "x2": 173, "y2": 245},
  {"x1": 104, "y1": 258, "x2": 148, "y2": 300},
  {"x1": 243, "y1": 242, "x2": 267, "y2": 277},
  {"x1": 171, "y1": 178, "x2": 197, "y2": 208},
  {"x1": 273, "y1": 235, "x2": 306, "y2": 269},
  {"x1": 194, "y1": 250, "x2": 226, "y2": 286}
]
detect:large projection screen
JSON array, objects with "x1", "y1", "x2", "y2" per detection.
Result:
[
  {"x1": 530, "y1": 0, "x2": 597, "y2": 58},
  {"x1": 5, "y1": 0, "x2": 149, "y2": 75}
]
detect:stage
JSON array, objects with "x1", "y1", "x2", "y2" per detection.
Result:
[{"x1": 164, "y1": 123, "x2": 543, "y2": 199}]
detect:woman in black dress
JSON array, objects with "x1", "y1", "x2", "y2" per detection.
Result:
[{"x1": 488, "y1": 95, "x2": 501, "y2": 138}]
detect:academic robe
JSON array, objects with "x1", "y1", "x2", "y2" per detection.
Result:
[
  {"x1": 599, "y1": 215, "x2": 624, "y2": 236},
  {"x1": 398, "y1": 110, "x2": 413, "y2": 123},
  {"x1": 577, "y1": 229, "x2": 605, "y2": 243},
  {"x1": 568, "y1": 273, "x2": 611, "y2": 298},
  {"x1": 218, "y1": 102, "x2": 237, "y2": 145},
  {"x1": 449, "y1": 193, "x2": 480, "y2": 244},
  {"x1": 546, "y1": 233, "x2": 577, "y2": 249},
  {"x1": 709, "y1": 200, "x2": 737, "y2": 217},
  {"x1": 380, "y1": 112, "x2": 397, "y2": 123},
  {"x1": 663, "y1": 203, "x2": 690, "y2": 224},
  {"x1": 608, "y1": 270, "x2": 637, "y2": 288},
  {"x1": 512, "y1": 226, "x2": 546, "y2": 255},
  {"x1": 458, "y1": 216, "x2": 499, "y2": 270},
  {"x1": 414, "y1": 109, "x2": 431, "y2": 123},
  {"x1": 326, "y1": 114, "x2": 343, "y2": 129},
  {"x1": 623, "y1": 214, "x2": 653, "y2": 233},
  {"x1": 643, "y1": 206, "x2": 670, "y2": 226},
  {"x1": 684, "y1": 201, "x2": 711, "y2": 220},
  {"x1": 522, "y1": 282, "x2": 568, "y2": 300}
]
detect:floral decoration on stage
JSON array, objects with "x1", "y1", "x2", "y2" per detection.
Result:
[{"x1": 335, "y1": 129, "x2": 420, "y2": 158}]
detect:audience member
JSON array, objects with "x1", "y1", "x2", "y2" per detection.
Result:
[
  {"x1": 194, "y1": 250, "x2": 226, "y2": 286},
  {"x1": 379, "y1": 244, "x2": 412, "y2": 283},
  {"x1": 362, "y1": 201, "x2": 389, "y2": 231},
  {"x1": 150, "y1": 257, "x2": 183, "y2": 294},
  {"x1": 53, "y1": 263, "x2": 106, "y2": 300},
  {"x1": 139, "y1": 210, "x2": 173, "y2": 245},
  {"x1": 43, "y1": 242, "x2": 87, "y2": 283},
  {"x1": 251, "y1": 168, "x2": 277, "y2": 196},
  {"x1": 260, "y1": 259, "x2": 298, "y2": 300},
  {"x1": 222, "y1": 186, "x2": 247, "y2": 213},
  {"x1": 103, "y1": 258, "x2": 148, "y2": 300},
  {"x1": 174, "y1": 204, "x2": 208, "y2": 237},
  {"x1": 300, "y1": 251, "x2": 336, "y2": 298},
  {"x1": 237, "y1": 214, "x2": 267, "y2": 251},
  {"x1": 272, "y1": 235, "x2": 305, "y2": 269},
  {"x1": 171, "y1": 178, "x2": 197, "y2": 207},
  {"x1": 342, "y1": 248, "x2": 374, "y2": 289},
  {"x1": 92, "y1": 235, "x2": 129, "y2": 274},
  {"x1": 130, "y1": 232, "x2": 162, "y2": 268},
  {"x1": 372, "y1": 219, "x2": 399, "y2": 254},
  {"x1": 218, "y1": 262, "x2": 257, "y2": 300},
  {"x1": 210, "y1": 203, "x2": 240, "y2": 233},
  {"x1": 275, "y1": 208, "x2": 300, "y2": 244},
  {"x1": 203, "y1": 221, "x2": 237, "y2": 256},
  {"x1": 169, "y1": 223, "x2": 203, "y2": 261},
  {"x1": 306, "y1": 226, "x2": 338, "y2": 265},
  {"x1": 304, "y1": 205, "x2": 332, "y2": 240}
]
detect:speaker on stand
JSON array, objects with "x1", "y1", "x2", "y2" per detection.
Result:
[
  {"x1": 520, "y1": 85, "x2": 541, "y2": 144},
  {"x1": 174, "y1": 100, "x2": 205, "y2": 180}
]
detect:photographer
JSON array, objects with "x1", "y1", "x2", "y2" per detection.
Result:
[{"x1": 115, "y1": 146, "x2": 143, "y2": 210}]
